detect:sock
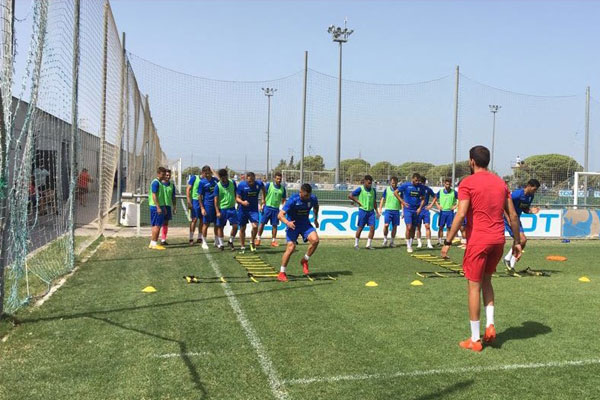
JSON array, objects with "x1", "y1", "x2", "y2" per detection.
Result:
[
  {"x1": 272, "y1": 238, "x2": 276, "y2": 242},
  {"x1": 161, "y1": 226, "x2": 168, "y2": 241},
  {"x1": 367, "y1": 238, "x2": 372, "y2": 247},
  {"x1": 383, "y1": 234, "x2": 388, "y2": 240},
  {"x1": 354, "y1": 238, "x2": 359, "y2": 246},
  {"x1": 390, "y1": 237, "x2": 394, "y2": 244},
  {"x1": 150, "y1": 240, "x2": 157, "y2": 246},
  {"x1": 240, "y1": 246, "x2": 245, "y2": 251},
  {"x1": 280, "y1": 266, "x2": 286, "y2": 273},
  {"x1": 485, "y1": 306, "x2": 494, "y2": 327},
  {"x1": 407, "y1": 238, "x2": 413, "y2": 247},
  {"x1": 189, "y1": 231, "x2": 194, "y2": 240},
  {"x1": 504, "y1": 248, "x2": 513, "y2": 261},
  {"x1": 438, "y1": 237, "x2": 442, "y2": 244},
  {"x1": 304, "y1": 254, "x2": 310, "y2": 261},
  {"x1": 257, "y1": 235, "x2": 261, "y2": 240},
  {"x1": 470, "y1": 320, "x2": 480, "y2": 342},
  {"x1": 417, "y1": 238, "x2": 422, "y2": 246},
  {"x1": 510, "y1": 255, "x2": 517, "y2": 269},
  {"x1": 198, "y1": 233, "x2": 203, "y2": 240},
  {"x1": 427, "y1": 239, "x2": 432, "y2": 246},
  {"x1": 229, "y1": 236, "x2": 234, "y2": 244},
  {"x1": 219, "y1": 237, "x2": 224, "y2": 246}
]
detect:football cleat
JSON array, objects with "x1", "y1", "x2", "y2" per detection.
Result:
[
  {"x1": 407, "y1": 247, "x2": 413, "y2": 253},
  {"x1": 160, "y1": 241, "x2": 169, "y2": 246},
  {"x1": 277, "y1": 272, "x2": 288, "y2": 282},
  {"x1": 250, "y1": 243, "x2": 256, "y2": 252},
  {"x1": 201, "y1": 241, "x2": 209, "y2": 250},
  {"x1": 189, "y1": 239, "x2": 194, "y2": 246},
  {"x1": 254, "y1": 238, "x2": 261, "y2": 247},
  {"x1": 228, "y1": 241, "x2": 235, "y2": 251},
  {"x1": 483, "y1": 324, "x2": 496, "y2": 343},
  {"x1": 459, "y1": 338, "x2": 483, "y2": 352},
  {"x1": 270, "y1": 240, "x2": 279, "y2": 247},
  {"x1": 301, "y1": 258, "x2": 310, "y2": 275},
  {"x1": 149, "y1": 244, "x2": 166, "y2": 251}
]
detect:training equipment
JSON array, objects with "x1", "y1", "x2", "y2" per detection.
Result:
[
  {"x1": 142, "y1": 286, "x2": 157, "y2": 293},
  {"x1": 365, "y1": 281, "x2": 378, "y2": 287},
  {"x1": 410, "y1": 280, "x2": 424, "y2": 286},
  {"x1": 546, "y1": 255, "x2": 567, "y2": 261},
  {"x1": 579, "y1": 276, "x2": 591, "y2": 283}
]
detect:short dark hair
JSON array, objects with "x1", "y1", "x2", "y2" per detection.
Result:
[
  {"x1": 364, "y1": 175, "x2": 373, "y2": 182},
  {"x1": 300, "y1": 183, "x2": 312, "y2": 193},
  {"x1": 444, "y1": 177, "x2": 452, "y2": 184},
  {"x1": 166, "y1": 169, "x2": 171, "y2": 173},
  {"x1": 274, "y1": 171, "x2": 282, "y2": 178},
  {"x1": 469, "y1": 145, "x2": 490, "y2": 168},
  {"x1": 157, "y1": 167, "x2": 167, "y2": 174},
  {"x1": 527, "y1": 179, "x2": 541, "y2": 188},
  {"x1": 201, "y1": 165, "x2": 211, "y2": 173},
  {"x1": 247, "y1": 172, "x2": 255, "y2": 179},
  {"x1": 420, "y1": 176, "x2": 427, "y2": 184},
  {"x1": 218, "y1": 168, "x2": 228, "y2": 178},
  {"x1": 412, "y1": 173, "x2": 421, "y2": 179},
  {"x1": 390, "y1": 176, "x2": 398, "y2": 182}
]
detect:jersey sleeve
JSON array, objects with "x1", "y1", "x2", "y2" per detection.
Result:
[
  {"x1": 282, "y1": 187, "x2": 287, "y2": 199},
  {"x1": 236, "y1": 182, "x2": 244, "y2": 196},
  {"x1": 187, "y1": 175, "x2": 195, "y2": 186},
  {"x1": 151, "y1": 180, "x2": 160, "y2": 194},
  {"x1": 398, "y1": 183, "x2": 407, "y2": 198},
  {"x1": 428, "y1": 187, "x2": 436, "y2": 198},
  {"x1": 351, "y1": 187, "x2": 361, "y2": 197},
  {"x1": 213, "y1": 185, "x2": 220, "y2": 198},
  {"x1": 311, "y1": 194, "x2": 319, "y2": 206},
  {"x1": 282, "y1": 196, "x2": 294, "y2": 213},
  {"x1": 511, "y1": 190, "x2": 521, "y2": 200},
  {"x1": 382, "y1": 189, "x2": 387, "y2": 199}
]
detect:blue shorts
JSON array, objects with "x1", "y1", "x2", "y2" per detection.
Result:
[
  {"x1": 239, "y1": 210, "x2": 260, "y2": 226},
  {"x1": 261, "y1": 206, "x2": 280, "y2": 226},
  {"x1": 439, "y1": 211, "x2": 455, "y2": 229},
  {"x1": 191, "y1": 200, "x2": 201, "y2": 219},
  {"x1": 383, "y1": 210, "x2": 400, "y2": 227},
  {"x1": 150, "y1": 206, "x2": 165, "y2": 227},
  {"x1": 417, "y1": 210, "x2": 430, "y2": 226},
  {"x1": 203, "y1": 207, "x2": 216, "y2": 224},
  {"x1": 216, "y1": 208, "x2": 239, "y2": 227},
  {"x1": 403, "y1": 208, "x2": 418, "y2": 226},
  {"x1": 286, "y1": 224, "x2": 316, "y2": 243},
  {"x1": 357, "y1": 209, "x2": 376, "y2": 227},
  {"x1": 164, "y1": 206, "x2": 173, "y2": 222},
  {"x1": 504, "y1": 217, "x2": 524, "y2": 237}
]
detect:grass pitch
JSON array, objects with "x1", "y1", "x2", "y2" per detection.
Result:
[{"x1": 1, "y1": 237, "x2": 599, "y2": 399}]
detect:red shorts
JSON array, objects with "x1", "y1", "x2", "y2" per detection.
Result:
[{"x1": 462, "y1": 243, "x2": 504, "y2": 282}]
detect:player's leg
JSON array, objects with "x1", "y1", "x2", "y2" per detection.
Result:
[
  {"x1": 189, "y1": 215, "x2": 197, "y2": 245},
  {"x1": 355, "y1": 209, "x2": 366, "y2": 249},
  {"x1": 424, "y1": 223, "x2": 433, "y2": 248},
  {"x1": 503, "y1": 218, "x2": 515, "y2": 268},
  {"x1": 161, "y1": 213, "x2": 169, "y2": 245},
  {"x1": 416, "y1": 215, "x2": 423, "y2": 248},
  {"x1": 366, "y1": 212, "x2": 375, "y2": 249},
  {"x1": 482, "y1": 244, "x2": 503, "y2": 342},
  {"x1": 279, "y1": 229, "x2": 299, "y2": 281},
  {"x1": 149, "y1": 207, "x2": 165, "y2": 250},
  {"x1": 257, "y1": 221, "x2": 266, "y2": 245},
  {"x1": 390, "y1": 221, "x2": 397, "y2": 247},
  {"x1": 382, "y1": 222, "x2": 390, "y2": 246},
  {"x1": 197, "y1": 218, "x2": 204, "y2": 244},
  {"x1": 239, "y1": 223, "x2": 247, "y2": 251},
  {"x1": 459, "y1": 244, "x2": 488, "y2": 351},
  {"x1": 250, "y1": 221, "x2": 259, "y2": 251},
  {"x1": 301, "y1": 230, "x2": 319, "y2": 275},
  {"x1": 229, "y1": 221, "x2": 239, "y2": 251}
]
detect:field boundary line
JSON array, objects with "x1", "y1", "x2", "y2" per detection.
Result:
[
  {"x1": 204, "y1": 252, "x2": 289, "y2": 400},
  {"x1": 284, "y1": 358, "x2": 600, "y2": 385}
]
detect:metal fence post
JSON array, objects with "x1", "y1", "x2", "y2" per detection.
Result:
[{"x1": 97, "y1": 0, "x2": 109, "y2": 234}]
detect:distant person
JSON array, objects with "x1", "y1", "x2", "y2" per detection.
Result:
[
  {"x1": 148, "y1": 167, "x2": 167, "y2": 250},
  {"x1": 199, "y1": 165, "x2": 219, "y2": 250},
  {"x1": 277, "y1": 183, "x2": 320, "y2": 282},
  {"x1": 214, "y1": 169, "x2": 238, "y2": 251},
  {"x1": 434, "y1": 178, "x2": 458, "y2": 246},
  {"x1": 415, "y1": 176, "x2": 436, "y2": 249},
  {"x1": 236, "y1": 171, "x2": 265, "y2": 253},
  {"x1": 378, "y1": 176, "x2": 403, "y2": 247},
  {"x1": 186, "y1": 169, "x2": 204, "y2": 245},
  {"x1": 160, "y1": 169, "x2": 177, "y2": 245},
  {"x1": 77, "y1": 168, "x2": 92, "y2": 206},
  {"x1": 349, "y1": 175, "x2": 379, "y2": 250},
  {"x1": 398, "y1": 173, "x2": 425, "y2": 253},
  {"x1": 441, "y1": 145, "x2": 522, "y2": 352},
  {"x1": 256, "y1": 171, "x2": 287, "y2": 247},
  {"x1": 503, "y1": 179, "x2": 540, "y2": 271}
]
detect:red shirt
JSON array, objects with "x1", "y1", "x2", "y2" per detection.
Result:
[{"x1": 458, "y1": 171, "x2": 509, "y2": 245}]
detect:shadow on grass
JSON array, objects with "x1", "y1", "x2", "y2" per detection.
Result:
[
  {"x1": 492, "y1": 321, "x2": 552, "y2": 348},
  {"x1": 90, "y1": 316, "x2": 208, "y2": 398},
  {"x1": 411, "y1": 379, "x2": 474, "y2": 400}
]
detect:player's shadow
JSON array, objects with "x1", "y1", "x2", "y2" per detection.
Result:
[
  {"x1": 492, "y1": 321, "x2": 552, "y2": 348},
  {"x1": 411, "y1": 379, "x2": 474, "y2": 400}
]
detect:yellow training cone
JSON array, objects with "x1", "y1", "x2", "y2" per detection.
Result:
[
  {"x1": 142, "y1": 286, "x2": 157, "y2": 293},
  {"x1": 579, "y1": 276, "x2": 591, "y2": 283},
  {"x1": 411, "y1": 280, "x2": 424, "y2": 286},
  {"x1": 365, "y1": 281, "x2": 378, "y2": 287}
]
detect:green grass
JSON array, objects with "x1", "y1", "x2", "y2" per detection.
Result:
[{"x1": 1, "y1": 238, "x2": 599, "y2": 399}]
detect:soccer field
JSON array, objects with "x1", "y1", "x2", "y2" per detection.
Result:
[{"x1": 1, "y1": 237, "x2": 599, "y2": 399}]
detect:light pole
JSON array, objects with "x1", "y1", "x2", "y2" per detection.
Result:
[
  {"x1": 328, "y1": 19, "x2": 353, "y2": 184},
  {"x1": 262, "y1": 87, "x2": 276, "y2": 179},
  {"x1": 489, "y1": 104, "x2": 501, "y2": 171}
]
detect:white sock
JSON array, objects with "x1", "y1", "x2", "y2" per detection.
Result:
[
  {"x1": 198, "y1": 233, "x2": 204, "y2": 240},
  {"x1": 470, "y1": 320, "x2": 480, "y2": 342},
  {"x1": 485, "y1": 306, "x2": 494, "y2": 327},
  {"x1": 510, "y1": 256, "x2": 517, "y2": 269},
  {"x1": 229, "y1": 236, "x2": 234, "y2": 243},
  {"x1": 438, "y1": 237, "x2": 442, "y2": 244},
  {"x1": 417, "y1": 238, "x2": 422, "y2": 246},
  {"x1": 280, "y1": 266, "x2": 286, "y2": 273},
  {"x1": 390, "y1": 238, "x2": 394, "y2": 244},
  {"x1": 427, "y1": 239, "x2": 432, "y2": 246},
  {"x1": 219, "y1": 237, "x2": 224, "y2": 246},
  {"x1": 355, "y1": 238, "x2": 359, "y2": 246},
  {"x1": 150, "y1": 240, "x2": 157, "y2": 246},
  {"x1": 304, "y1": 254, "x2": 310, "y2": 261},
  {"x1": 367, "y1": 238, "x2": 372, "y2": 247},
  {"x1": 189, "y1": 232, "x2": 194, "y2": 240},
  {"x1": 272, "y1": 238, "x2": 276, "y2": 242},
  {"x1": 407, "y1": 238, "x2": 413, "y2": 247},
  {"x1": 258, "y1": 235, "x2": 261, "y2": 240},
  {"x1": 504, "y1": 248, "x2": 512, "y2": 261},
  {"x1": 383, "y1": 234, "x2": 388, "y2": 240}
]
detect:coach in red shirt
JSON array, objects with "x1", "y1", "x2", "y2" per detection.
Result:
[{"x1": 441, "y1": 145, "x2": 522, "y2": 352}]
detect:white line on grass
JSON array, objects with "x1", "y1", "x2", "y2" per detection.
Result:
[
  {"x1": 154, "y1": 352, "x2": 207, "y2": 359},
  {"x1": 204, "y1": 252, "x2": 289, "y2": 400},
  {"x1": 283, "y1": 358, "x2": 600, "y2": 385}
]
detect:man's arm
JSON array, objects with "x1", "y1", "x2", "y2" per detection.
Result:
[
  {"x1": 378, "y1": 195, "x2": 385, "y2": 214},
  {"x1": 416, "y1": 196, "x2": 425, "y2": 214},
  {"x1": 214, "y1": 187, "x2": 221, "y2": 216},
  {"x1": 348, "y1": 188, "x2": 362, "y2": 207},
  {"x1": 313, "y1": 204, "x2": 320, "y2": 228},
  {"x1": 278, "y1": 209, "x2": 295, "y2": 229},
  {"x1": 504, "y1": 196, "x2": 523, "y2": 260},
  {"x1": 152, "y1": 192, "x2": 161, "y2": 214},
  {"x1": 260, "y1": 184, "x2": 267, "y2": 211},
  {"x1": 394, "y1": 189, "x2": 407, "y2": 208},
  {"x1": 186, "y1": 184, "x2": 192, "y2": 209}
]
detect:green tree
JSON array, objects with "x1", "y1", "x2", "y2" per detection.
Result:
[
  {"x1": 370, "y1": 161, "x2": 398, "y2": 181},
  {"x1": 182, "y1": 166, "x2": 201, "y2": 177},
  {"x1": 511, "y1": 154, "x2": 583, "y2": 187},
  {"x1": 272, "y1": 159, "x2": 288, "y2": 175},
  {"x1": 396, "y1": 162, "x2": 434, "y2": 181},
  {"x1": 425, "y1": 161, "x2": 470, "y2": 185},
  {"x1": 340, "y1": 158, "x2": 371, "y2": 182},
  {"x1": 299, "y1": 155, "x2": 325, "y2": 171}
]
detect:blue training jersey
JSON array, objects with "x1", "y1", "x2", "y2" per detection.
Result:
[
  {"x1": 282, "y1": 193, "x2": 318, "y2": 226},
  {"x1": 420, "y1": 184, "x2": 436, "y2": 205},
  {"x1": 398, "y1": 182, "x2": 423, "y2": 210},
  {"x1": 237, "y1": 180, "x2": 264, "y2": 212},
  {"x1": 199, "y1": 177, "x2": 219, "y2": 208},
  {"x1": 511, "y1": 188, "x2": 534, "y2": 216}
]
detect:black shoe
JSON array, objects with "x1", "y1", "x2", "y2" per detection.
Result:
[
  {"x1": 161, "y1": 241, "x2": 169, "y2": 246},
  {"x1": 189, "y1": 239, "x2": 194, "y2": 246},
  {"x1": 196, "y1": 238, "x2": 203, "y2": 244},
  {"x1": 228, "y1": 241, "x2": 235, "y2": 251},
  {"x1": 218, "y1": 245, "x2": 224, "y2": 252}
]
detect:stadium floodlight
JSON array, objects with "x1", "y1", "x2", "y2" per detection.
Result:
[
  {"x1": 262, "y1": 87, "x2": 277, "y2": 179},
  {"x1": 328, "y1": 18, "x2": 353, "y2": 184},
  {"x1": 489, "y1": 104, "x2": 501, "y2": 171}
]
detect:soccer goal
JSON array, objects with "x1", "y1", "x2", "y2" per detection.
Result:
[{"x1": 573, "y1": 171, "x2": 600, "y2": 207}]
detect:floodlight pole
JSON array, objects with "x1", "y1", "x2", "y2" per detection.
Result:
[
  {"x1": 489, "y1": 104, "x2": 501, "y2": 172},
  {"x1": 584, "y1": 86, "x2": 590, "y2": 203},
  {"x1": 262, "y1": 87, "x2": 276, "y2": 180},
  {"x1": 328, "y1": 19, "x2": 353, "y2": 184}
]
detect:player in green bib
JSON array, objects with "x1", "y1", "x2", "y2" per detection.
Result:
[
  {"x1": 186, "y1": 169, "x2": 203, "y2": 246},
  {"x1": 160, "y1": 169, "x2": 177, "y2": 245},
  {"x1": 434, "y1": 178, "x2": 458, "y2": 246},
  {"x1": 256, "y1": 171, "x2": 287, "y2": 247},
  {"x1": 348, "y1": 175, "x2": 380, "y2": 249},
  {"x1": 378, "y1": 176, "x2": 403, "y2": 247},
  {"x1": 214, "y1": 169, "x2": 239, "y2": 251},
  {"x1": 148, "y1": 167, "x2": 167, "y2": 250}
]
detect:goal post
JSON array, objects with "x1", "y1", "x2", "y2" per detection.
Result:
[{"x1": 573, "y1": 172, "x2": 600, "y2": 207}]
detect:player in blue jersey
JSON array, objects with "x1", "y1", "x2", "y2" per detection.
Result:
[
  {"x1": 434, "y1": 178, "x2": 458, "y2": 246},
  {"x1": 199, "y1": 165, "x2": 219, "y2": 250},
  {"x1": 186, "y1": 170, "x2": 203, "y2": 245},
  {"x1": 398, "y1": 173, "x2": 425, "y2": 253},
  {"x1": 415, "y1": 176, "x2": 437, "y2": 249},
  {"x1": 503, "y1": 179, "x2": 540, "y2": 270},
  {"x1": 160, "y1": 169, "x2": 177, "y2": 245},
  {"x1": 236, "y1": 172, "x2": 266, "y2": 253},
  {"x1": 214, "y1": 169, "x2": 239, "y2": 251},
  {"x1": 378, "y1": 176, "x2": 404, "y2": 247},
  {"x1": 256, "y1": 171, "x2": 287, "y2": 248},
  {"x1": 277, "y1": 183, "x2": 320, "y2": 282},
  {"x1": 348, "y1": 175, "x2": 379, "y2": 250}
]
